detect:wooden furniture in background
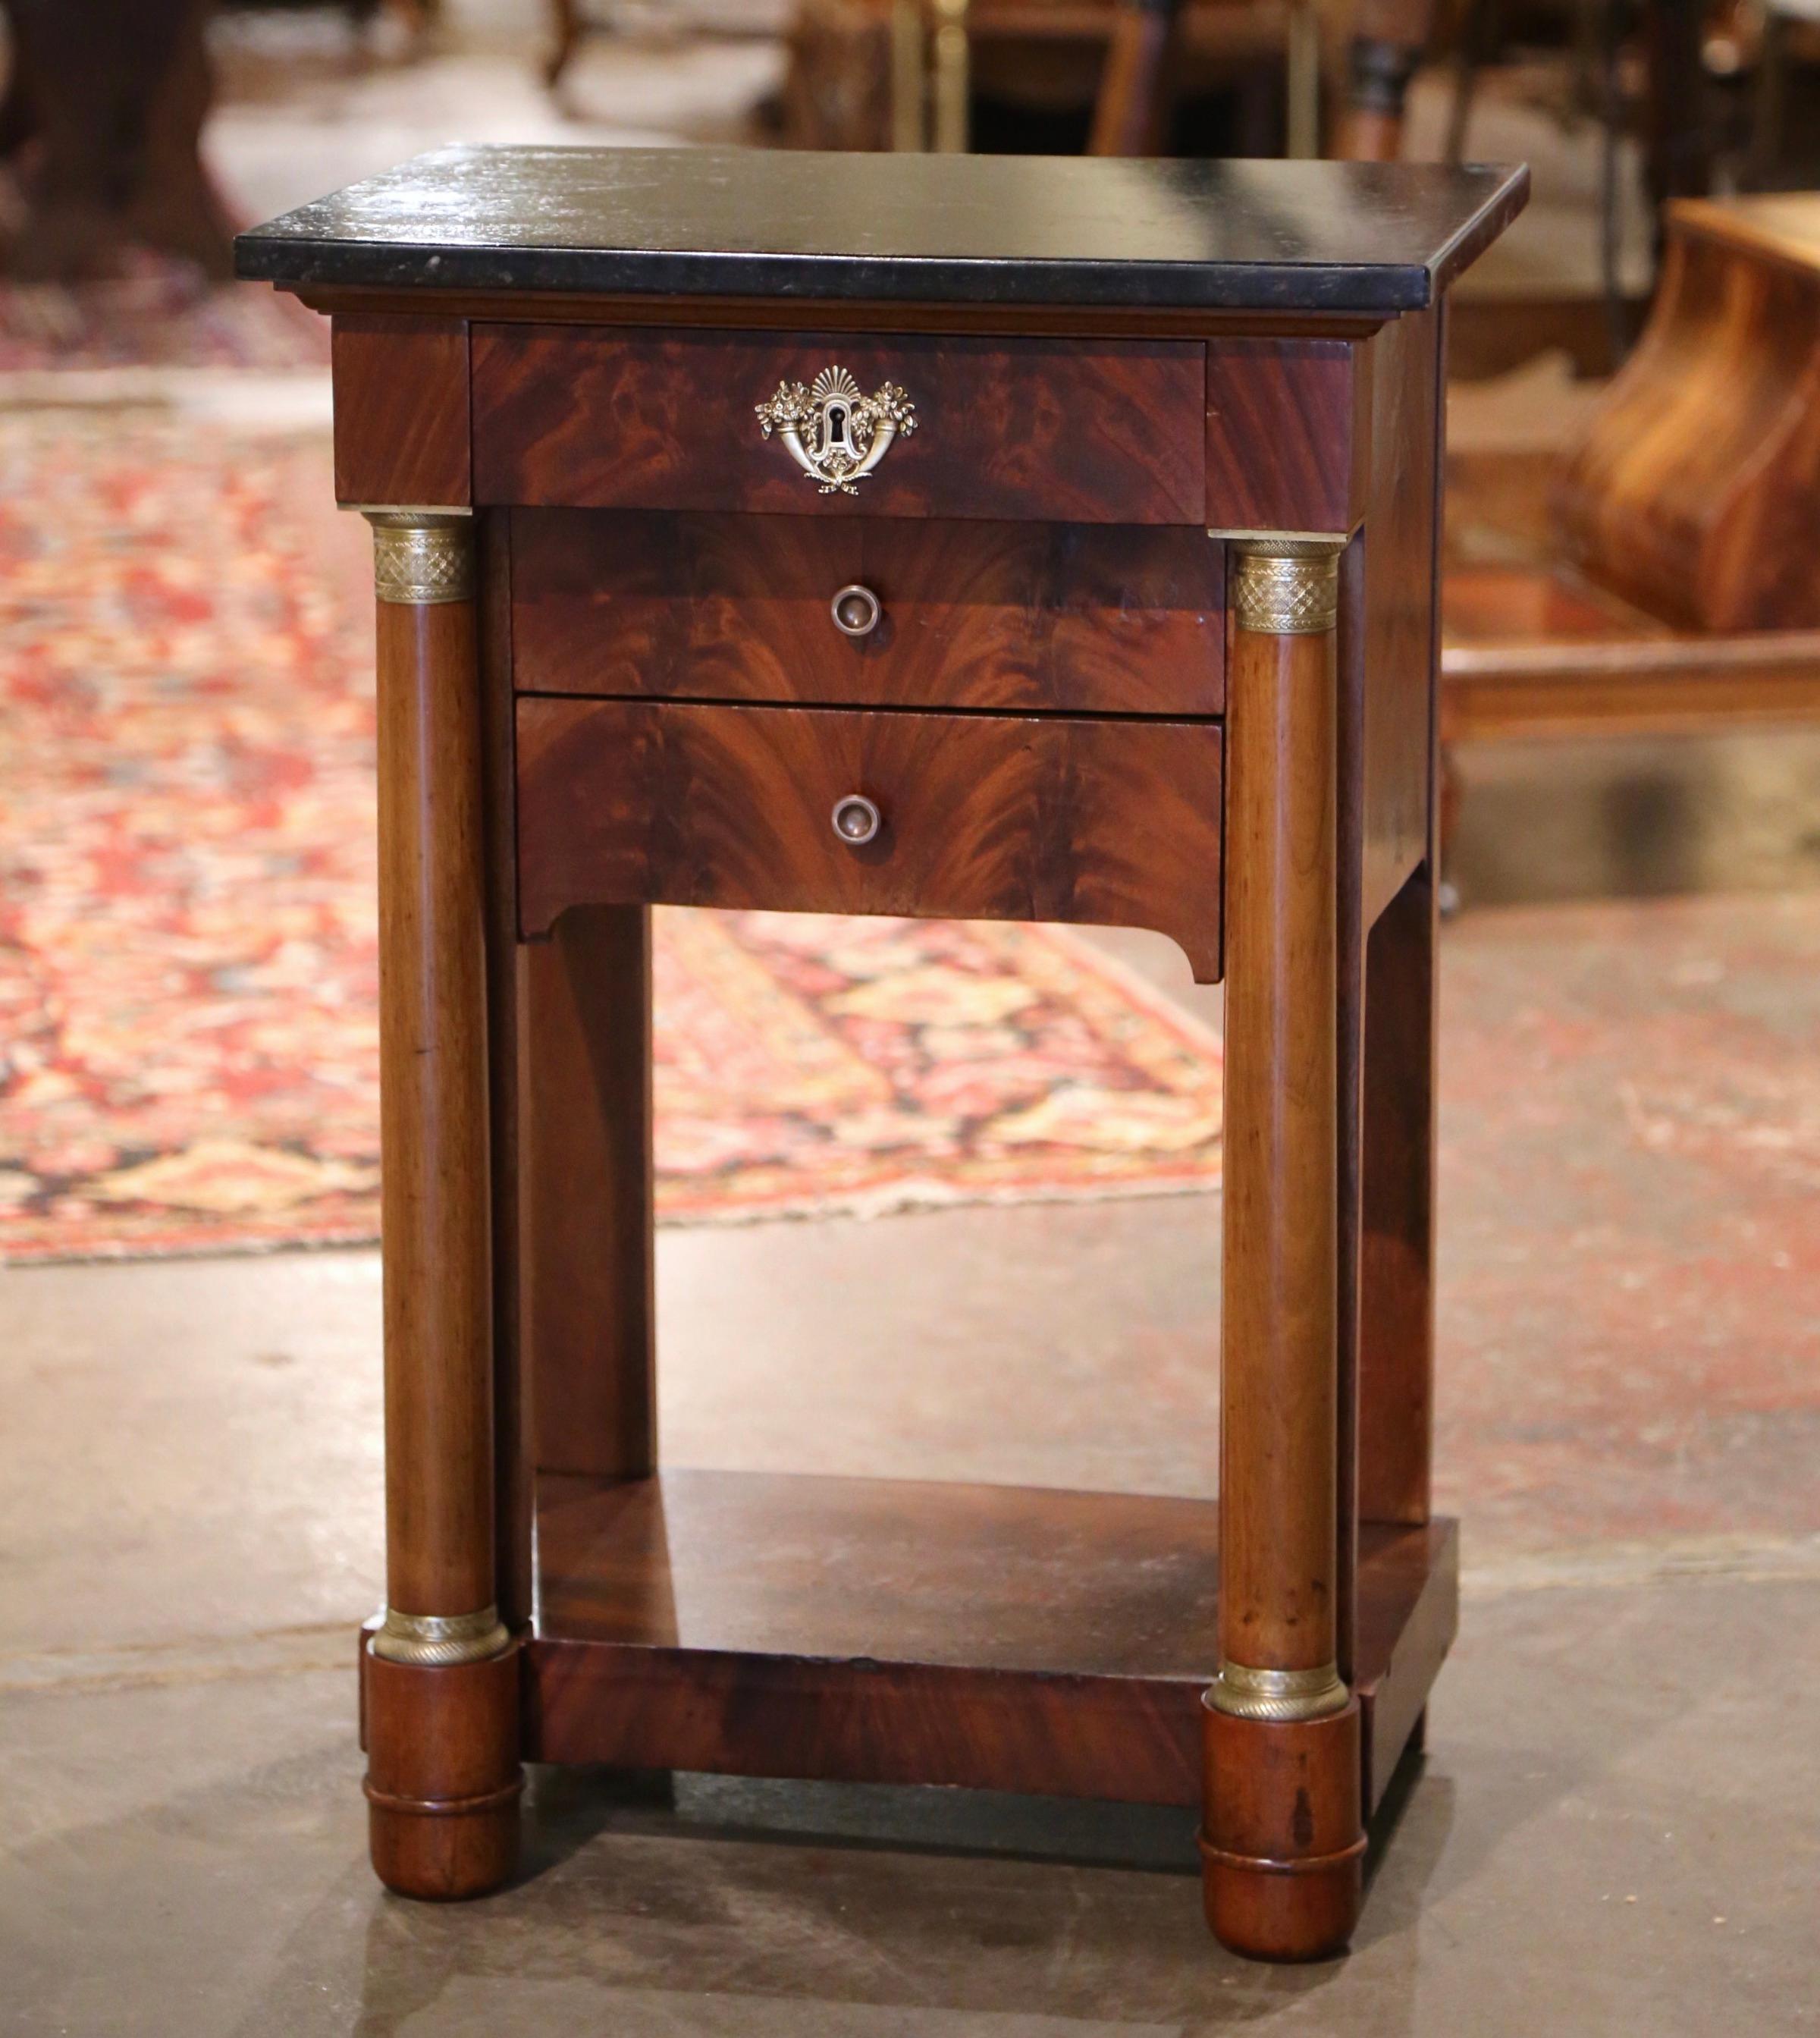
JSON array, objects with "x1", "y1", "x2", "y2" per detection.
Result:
[
  {"x1": 783, "y1": 0, "x2": 1318, "y2": 154},
  {"x1": 1748, "y1": 0, "x2": 1820, "y2": 188},
  {"x1": 238, "y1": 146, "x2": 1524, "y2": 1961},
  {"x1": 0, "y1": 0, "x2": 234, "y2": 281},
  {"x1": 781, "y1": 0, "x2": 1436, "y2": 157},
  {"x1": 1335, "y1": 0, "x2": 1436, "y2": 157},
  {"x1": 1440, "y1": 193, "x2": 1820, "y2": 845},
  {"x1": 1088, "y1": 0, "x2": 1189, "y2": 154},
  {"x1": 1558, "y1": 194, "x2": 1820, "y2": 633},
  {"x1": 547, "y1": 0, "x2": 582, "y2": 86}
]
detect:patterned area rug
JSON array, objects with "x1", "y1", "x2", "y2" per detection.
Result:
[
  {"x1": 0, "y1": 406, "x2": 1222, "y2": 1263},
  {"x1": 0, "y1": 253, "x2": 329, "y2": 376}
]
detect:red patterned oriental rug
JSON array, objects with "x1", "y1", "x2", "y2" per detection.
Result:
[
  {"x1": 0, "y1": 407, "x2": 1225, "y2": 1263},
  {"x1": 0, "y1": 245, "x2": 329, "y2": 375}
]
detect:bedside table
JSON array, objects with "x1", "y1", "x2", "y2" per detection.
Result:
[{"x1": 237, "y1": 146, "x2": 1525, "y2": 1962}]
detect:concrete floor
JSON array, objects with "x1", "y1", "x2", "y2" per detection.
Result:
[
  {"x1": 4, "y1": 1224, "x2": 1818, "y2": 2036},
  {"x1": 4, "y1": 1574, "x2": 1816, "y2": 2036}
]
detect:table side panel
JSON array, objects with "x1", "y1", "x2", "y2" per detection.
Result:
[
  {"x1": 510, "y1": 509, "x2": 1227, "y2": 716},
  {"x1": 1358, "y1": 304, "x2": 1442, "y2": 927},
  {"x1": 1357, "y1": 1517, "x2": 1458, "y2": 1810},
  {"x1": 472, "y1": 325, "x2": 1206, "y2": 523}
]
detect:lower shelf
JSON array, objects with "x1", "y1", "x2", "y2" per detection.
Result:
[{"x1": 526, "y1": 1468, "x2": 1455, "y2": 1811}]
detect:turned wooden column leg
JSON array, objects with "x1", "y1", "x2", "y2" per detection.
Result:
[
  {"x1": 361, "y1": 510, "x2": 522, "y2": 1902},
  {"x1": 1204, "y1": 538, "x2": 1364, "y2": 1962}
]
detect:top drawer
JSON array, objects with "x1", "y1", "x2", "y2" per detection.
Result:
[{"x1": 471, "y1": 326, "x2": 1206, "y2": 525}]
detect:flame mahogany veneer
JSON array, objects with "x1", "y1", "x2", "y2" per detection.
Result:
[
  {"x1": 515, "y1": 695, "x2": 1227, "y2": 981},
  {"x1": 473, "y1": 325, "x2": 1207, "y2": 524},
  {"x1": 528, "y1": 1471, "x2": 1457, "y2": 1820},
  {"x1": 234, "y1": 146, "x2": 1526, "y2": 1965},
  {"x1": 509, "y1": 508, "x2": 1227, "y2": 717}
]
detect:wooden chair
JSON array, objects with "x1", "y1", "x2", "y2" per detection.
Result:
[
  {"x1": 781, "y1": 0, "x2": 1318, "y2": 155},
  {"x1": 930, "y1": 0, "x2": 1435, "y2": 158}
]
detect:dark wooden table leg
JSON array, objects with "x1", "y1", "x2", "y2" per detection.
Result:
[
  {"x1": 1203, "y1": 539, "x2": 1364, "y2": 1963},
  {"x1": 361, "y1": 510, "x2": 522, "y2": 1902}
]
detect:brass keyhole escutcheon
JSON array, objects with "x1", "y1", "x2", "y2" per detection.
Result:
[{"x1": 754, "y1": 366, "x2": 918, "y2": 496}]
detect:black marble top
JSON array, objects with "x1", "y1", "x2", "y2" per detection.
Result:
[{"x1": 236, "y1": 147, "x2": 1527, "y2": 314}]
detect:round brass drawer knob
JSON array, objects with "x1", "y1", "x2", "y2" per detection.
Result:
[
  {"x1": 831, "y1": 793, "x2": 882, "y2": 845},
  {"x1": 830, "y1": 583, "x2": 882, "y2": 638}
]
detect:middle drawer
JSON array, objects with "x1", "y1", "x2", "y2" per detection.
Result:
[{"x1": 511, "y1": 510, "x2": 1227, "y2": 718}]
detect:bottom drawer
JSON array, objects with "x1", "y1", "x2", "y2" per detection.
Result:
[{"x1": 516, "y1": 698, "x2": 1224, "y2": 983}]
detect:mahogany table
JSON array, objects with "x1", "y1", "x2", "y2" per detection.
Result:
[{"x1": 237, "y1": 147, "x2": 1524, "y2": 1961}]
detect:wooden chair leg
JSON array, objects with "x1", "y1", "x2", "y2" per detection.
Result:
[
  {"x1": 1436, "y1": 743, "x2": 1461, "y2": 913},
  {"x1": 1335, "y1": 34, "x2": 1421, "y2": 159},
  {"x1": 1087, "y1": 0, "x2": 1183, "y2": 156},
  {"x1": 1746, "y1": 9, "x2": 1791, "y2": 190},
  {"x1": 1335, "y1": 0, "x2": 1435, "y2": 159},
  {"x1": 930, "y1": 0, "x2": 971, "y2": 151},
  {"x1": 546, "y1": 0, "x2": 583, "y2": 89},
  {"x1": 362, "y1": 511, "x2": 520, "y2": 1900},
  {"x1": 1206, "y1": 540, "x2": 1363, "y2": 1962}
]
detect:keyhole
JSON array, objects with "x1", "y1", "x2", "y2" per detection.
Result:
[{"x1": 827, "y1": 404, "x2": 848, "y2": 448}]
